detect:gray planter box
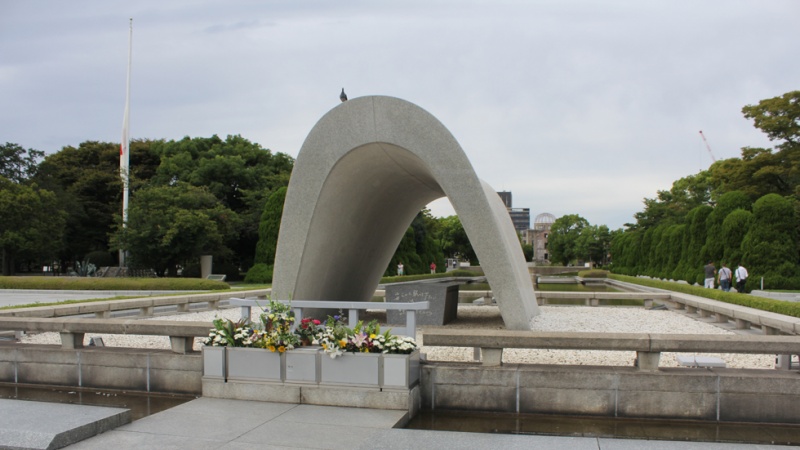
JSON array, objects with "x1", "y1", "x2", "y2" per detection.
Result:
[
  {"x1": 320, "y1": 352, "x2": 380, "y2": 387},
  {"x1": 226, "y1": 347, "x2": 283, "y2": 382},
  {"x1": 286, "y1": 347, "x2": 321, "y2": 384},
  {"x1": 202, "y1": 346, "x2": 226, "y2": 379},
  {"x1": 382, "y1": 351, "x2": 420, "y2": 389}
]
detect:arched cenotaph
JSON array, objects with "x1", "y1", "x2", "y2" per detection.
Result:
[{"x1": 272, "y1": 96, "x2": 538, "y2": 330}]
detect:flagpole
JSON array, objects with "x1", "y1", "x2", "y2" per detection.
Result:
[{"x1": 119, "y1": 18, "x2": 132, "y2": 268}]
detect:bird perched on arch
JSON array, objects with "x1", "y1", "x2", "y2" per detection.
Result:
[{"x1": 340, "y1": 88, "x2": 348, "y2": 102}]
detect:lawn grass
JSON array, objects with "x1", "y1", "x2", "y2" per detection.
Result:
[
  {"x1": 609, "y1": 273, "x2": 800, "y2": 318},
  {"x1": 0, "y1": 276, "x2": 230, "y2": 291}
]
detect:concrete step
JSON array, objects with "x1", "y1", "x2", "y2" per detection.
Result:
[{"x1": 0, "y1": 399, "x2": 130, "y2": 449}]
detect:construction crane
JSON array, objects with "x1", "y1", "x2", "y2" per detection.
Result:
[{"x1": 698, "y1": 130, "x2": 717, "y2": 163}]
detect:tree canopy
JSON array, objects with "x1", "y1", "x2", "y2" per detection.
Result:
[
  {"x1": 612, "y1": 90, "x2": 800, "y2": 288},
  {"x1": 111, "y1": 182, "x2": 237, "y2": 277},
  {"x1": 0, "y1": 177, "x2": 66, "y2": 275}
]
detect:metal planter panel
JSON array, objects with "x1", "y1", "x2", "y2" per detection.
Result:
[
  {"x1": 202, "y1": 346, "x2": 226, "y2": 379},
  {"x1": 382, "y1": 351, "x2": 420, "y2": 389},
  {"x1": 286, "y1": 347, "x2": 321, "y2": 384},
  {"x1": 226, "y1": 347, "x2": 283, "y2": 382},
  {"x1": 320, "y1": 352, "x2": 380, "y2": 387}
]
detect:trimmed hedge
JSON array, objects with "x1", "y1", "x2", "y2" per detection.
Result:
[
  {"x1": 578, "y1": 269, "x2": 609, "y2": 278},
  {"x1": 609, "y1": 274, "x2": 800, "y2": 319},
  {"x1": 0, "y1": 276, "x2": 230, "y2": 291},
  {"x1": 244, "y1": 264, "x2": 273, "y2": 284}
]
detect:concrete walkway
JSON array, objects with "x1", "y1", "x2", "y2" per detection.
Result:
[{"x1": 51, "y1": 398, "x2": 798, "y2": 450}]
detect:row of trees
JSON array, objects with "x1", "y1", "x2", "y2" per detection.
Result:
[
  {"x1": 546, "y1": 214, "x2": 615, "y2": 267},
  {"x1": 1, "y1": 135, "x2": 293, "y2": 278},
  {"x1": 608, "y1": 90, "x2": 800, "y2": 290},
  {"x1": 1, "y1": 134, "x2": 481, "y2": 279}
]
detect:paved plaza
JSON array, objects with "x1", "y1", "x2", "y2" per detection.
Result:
[
  {"x1": 3, "y1": 289, "x2": 800, "y2": 448},
  {"x1": 2, "y1": 397, "x2": 798, "y2": 450}
]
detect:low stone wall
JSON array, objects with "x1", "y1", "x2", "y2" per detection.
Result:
[
  {"x1": 421, "y1": 363, "x2": 800, "y2": 424},
  {"x1": 3, "y1": 342, "x2": 800, "y2": 424},
  {"x1": 0, "y1": 344, "x2": 202, "y2": 395}
]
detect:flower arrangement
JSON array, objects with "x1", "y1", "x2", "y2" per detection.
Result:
[
  {"x1": 295, "y1": 317, "x2": 322, "y2": 345},
  {"x1": 313, "y1": 314, "x2": 418, "y2": 359},
  {"x1": 203, "y1": 318, "x2": 258, "y2": 347},
  {"x1": 253, "y1": 298, "x2": 299, "y2": 352},
  {"x1": 313, "y1": 313, "x2": 349, "y2": 358},
  {"x1": 203, "y1": 301, "x2": 419, "y2": 358},
  {"x1": 203, "y1": 299, "x2": 299, "y2": 352}
]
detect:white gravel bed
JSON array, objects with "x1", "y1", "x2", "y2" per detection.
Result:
[{"x1": 17, "y1": 305, "x2": 775, "y2": 369}]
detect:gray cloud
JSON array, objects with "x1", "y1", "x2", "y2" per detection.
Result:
[{"x1": 1, "y1": 0, "x2": 797, "y2": 229}]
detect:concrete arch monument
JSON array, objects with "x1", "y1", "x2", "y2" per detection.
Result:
[{"x1": 272, "y1": 96, "x2": 538, "y2": 330}]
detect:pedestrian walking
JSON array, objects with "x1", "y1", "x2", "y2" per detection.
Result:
[
  {"x1": 703, "y1": 261, "x2": 716, "y2": 289},
  {"x1": 735, "y1": 263, "x2": 749, "y2": 293},
  {"x1": 718, "y1": 262, "x2": 732, "y2": 292}
]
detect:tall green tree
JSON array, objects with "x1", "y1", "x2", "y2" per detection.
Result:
[
  {"x1": 0, "y1": 177, "x2": 66, "y2": 275},
  {"x1": 633, "y1": 171, "x2": 712, "y2": 230},
  {"x1": 742, "y1": 91, "x2": 800, "y2": 148},
  {"x1": 710, "y1": 91, "x2": 800, "y2": 201},
  {"x1": 435, "y1": 215, "x2": 476, "y2": 264},
  {"x1": 0, "y1": 142, "x2": 44, "y2": 183},
  {"x1": 32, "y1": 140, "x2": 160, "y2": 267},
  {"x1": 721, "y1": 209, "x2": 752, "y2": 266},
  {"x1": 574, "y1": 224, "x2": 613, "y2": 267},
  {"x1": 111, "y1": 182, "x2": 237, "y2": 277},
  {"x1": 386, "y1": 209, "x2": 446, "y2": 275},
  {"x1": 548, "y1": 214, "x2": 589, "y2": 266},
  {"x1": 254, "y1": 186, "x2": 287, "y2": 265},
  {"x1": 741, "y1": 193, "x2": 799, "y2": 289},
  {"x1": 702, "y1": 191, "x2": 752, "y2": 263},
  {"x1": 149, "y1": 135, "x2": 293, "y2": 272}
]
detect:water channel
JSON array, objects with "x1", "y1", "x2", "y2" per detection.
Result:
[
  {"x1": 0, "y1": 383, "x2": 195, "y2": 421},
  {"x1": 5, "y1": 383, "x2": 799, "y2": 446},
  {"x1": 405, "y1": 409, "x2": 800, "y2": 446}
]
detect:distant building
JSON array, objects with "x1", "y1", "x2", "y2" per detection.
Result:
[
  {"x1": 527, "y1": 212, "x2": 555, "y2": 264},
  {"x1": 497, "y1": 191, "x2": 512, "y2": 208},
  {"x1": 508, "y1": 208, "x2": 530, "y2": 233},
  {"x1": 496, "y1": 191, "x2": 529, "y2": 234}
]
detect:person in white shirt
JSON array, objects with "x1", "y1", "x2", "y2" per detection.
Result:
[{"x1": 735, "y1": 263, "x2": 749, "y2": 293}]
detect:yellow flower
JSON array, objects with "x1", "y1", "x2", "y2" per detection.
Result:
[
  {"x1": 369, "y1": 334, "x2": 377, "y2": 339},
  {"x1": 339, "y1": 339, "x2": 347, "y2": 348},
  {"x1": 268, "y1": 345, "x2": 276, "y2": 352},
  {"x1": 278, "y1": 345, "x2": 286, "y2": 353},
  {"x1": 321, "y1": 343, "x2": 328, "y2": 350}
]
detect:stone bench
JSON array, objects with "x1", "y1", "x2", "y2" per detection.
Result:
[
  {"x1": 0, "y1": 317, "x2": 211, "y2": 354},
  {"x1": 668, "y1": 292, "x2": 800, "y2": 335},
  {"x1": 536, "y1": 291, "x2": 672, "y2": 307},
  {"x1": 422, "y1": 328, "x2": 800, "y2": 370}
]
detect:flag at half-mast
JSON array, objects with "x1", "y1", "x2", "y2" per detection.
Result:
[{"x1": 120, "y1": 18, "x2": 132, "y2": 224}]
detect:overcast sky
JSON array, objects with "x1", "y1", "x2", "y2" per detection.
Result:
[{"x1": 2, "y1": 1, "x2": 797, "y2": 229}]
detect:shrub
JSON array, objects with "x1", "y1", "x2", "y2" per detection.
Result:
[
  {"x1": 244, "y1": 263, "x2": 273, "y2": 284},
  {"x1": 85, "y1": 251, "x2": 114, "y2": 268}
]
